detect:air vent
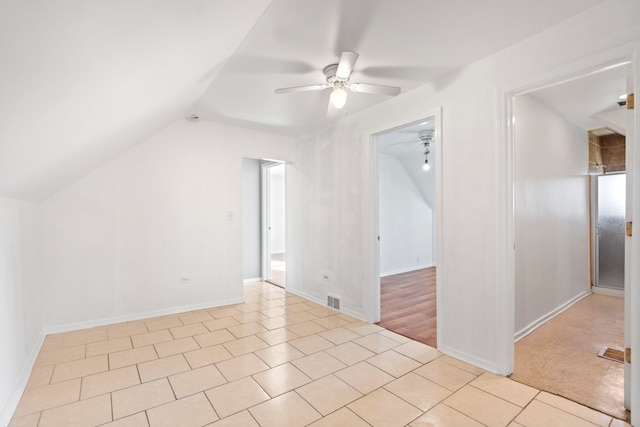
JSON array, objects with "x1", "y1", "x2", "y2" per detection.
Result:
[{"x1": 327, "y1": 295, "x2": 341, "y2": 310}]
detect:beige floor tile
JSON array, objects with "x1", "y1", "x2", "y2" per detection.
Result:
[
  {"x1": 536, "y1": 392, "x2": 612, "y2": 426},
  {"x1": 51, "y1": 355, "x2": 108, "y2": 383},
  {"x1": 444, "y1": 385, "x2": 521, "y2": 427},
  {"x1": 40, "y1": 334, "x2": 65, "y2": 352},
  {"x1": 193, "y1": 329, "x2": 236, "y2": 348},
  {"x1": 289, "y1": 335, "x2": 335, "y2": 355},
  {"x1": 366, "y1": 350, "x2": 421, "y2": 377},
  {"x1": 516, "y1": 400, "x2": 600, "y2": 427},
  {"x1": 147, "y1": 392, "x2": 218, "y2": 427},
  {"x1": 184, "y1": 345, "x2": 233, "y2": 369},
  {"x1": 109, "y1": 346, "x2": 158, "y2": 369},
  {"x1": 111, "y1": 378, "x2": 175, "y2": 419},
  {"x1": 291, "y1": 351, "x2": 347, "y2": 380},
  {"x1": 410, "y1": 403, "x2": 484, "y2": 427},
  {"x1": 307, "y1": 307, "x2": 338, "y2": 318},
  {"x1": 38, "y1": 394, "x2": 111, "y2": 427},
  {"x1": 216, "y1": 353, "x2": 269, "y2": 382},
  {"x1": 610, "y1": 419, "x2": 632, "y2": 427},
  {"x1": 249, "y1": 391, "x2": 322, "y2": 427},
  {"x1": 153, "y1": 336, "x2": 199, "y2": 358},
  {"x1": 287, "y1": 321, "x2": 327, "y2": 337},
  {"x1": 81, "y1": 365, "x2": 140, "y2": 399},
  {"x1": 325, "y1": 342, "x2": 375, "y2": 366},
  {"x1": 348, "y1": 388, "x2": 422, "y2": 427},
  {"x1": 471, "y1": 372, "x2": 538, "y2": 407},
  {"x1": 378, "y1": 329, "x2": 412, "y2": 343},
  {"x1": 260, "y1": 307, "x2": 287, "y2": 318},
  {"x1": 414, "y1": 359, "x2": 477, "y2": 391},
  {"x1": 237, "y1": 302, "x2": 263, "y2": 313},
  {"x1": 169, "y1": 364, "x2": 227, "y2": 398},
  {"x1": 257, "y1": 327, "x2": 300, "y2": 345},
  {"x1": 233, "y1": 312, "x2": 268, "y2": 324},
  {"x1": 258, "y1": 316, "x2": 289, "y2": 330},
  {"x1": 169, "y1": 323, "x2": 209, "y2": 339},
  {"x1": 131, "y1": 330, "x2": 173, "y2": 348},
  {"x1": 8, "y1": 412, "x2": 41, "y2": 427},
  {"x1": 179, "y1": 311, "x2": 213, "y2": 325},
  {"x1": 205, "y1": 377, "x2": 270, "y2": 418},
  {"x1": 319, "y1": 327, "x2": 360, "y2": 345},
  {"x1": 145, "y1": 316, "x2": 183, "y2": 332},
  {"x1": 227, "y1": 321, "x2": 268, "y2": 338},
  {"x1": 61, "y1": 328, "x2": 108, "y2": 347},
  {"x1": 25, "y1": 365, "x2": 54, "y2": 389},
  {"x1": 286, "y1": 302, "x2": 316, "y2": 313},
  {"x1": 312, "y1": 315, "x2": 352, "y2": 329},
  {"x1": 254, "y1": 343, "x2": 305, "y2": 367},
  {"x1": 108, "y1": 322, "x2": 148, "y2": 339},
  {"x1": 384, "y1": 372, "x2": 451, "y2": 411},
  {"x1": 13, "y1": 379, "x2": 81, "y2": 417},
  {"x1": 252, "y1": 363, "x2": 312, "y2": 397},
  {"x1": 438, "y1": 354, "x2": 485, "y2": 375},
  {"x1": 86, "y1": 337, "x2": 132, "y2": 357},
  {"x1": 137, "y1": 354, "x2": 190, "y2": 382},
  {"x1": 284, "y1": 312, "x2": 317, "y2": 325},
  {"x1": 205, "y1": 410, "x2": 259, "y2": 427},
  {"x1": 100, "y1": 412, "x2": 149, "y2": 427},
  {"x1": 209, "y1": 307, "x2": 243, "y2": 319},
  {"x1": 307, "y1": 407, "x2": 370, "y2": 427},
  {"x1": 222, "y1": 335, "x2": 269, "y2": 356},
  {"x1": 353, "y1": 333, "x2": 400, "y2": 353},
  {"x1": 393, "y1": 341, "x2": 441, "y2": 364},
  {"x1": 203, "y1": 317, "x2": 241, "y2": 332},
  {"x1": 297, "y1": 375, "x2": 362, "y2": 415},
  {"x1": 35, "y1": 345, "x2": 85, "y2": 367},
  {"x1": 345, "y1": 323, "x2": 384, "y2": 336},
  {"x1": 334, "y1": 361, "x2": 394, "y2": 394}
]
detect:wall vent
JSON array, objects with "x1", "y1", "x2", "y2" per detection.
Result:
[{"x1": 327, "y1": 295, "x2": 340, "y2": 310}]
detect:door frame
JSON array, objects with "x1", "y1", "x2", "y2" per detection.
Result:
[
  {"x1": 497, "y1": 49, "x2": 639, "y2": 419},
  {"x1": 261, "y1": 160, "x2": 287, "y2": 287},
  {"x1": 364, "y1": 107, "x2": 444, "y2": 347}
]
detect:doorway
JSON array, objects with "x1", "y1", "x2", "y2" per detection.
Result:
[
  {"x1": 263, "y1": 162, "x2": 287, "y2": 288},
  {"x1": 374, "y1": 118, "x2": 437, "y2": 347}
]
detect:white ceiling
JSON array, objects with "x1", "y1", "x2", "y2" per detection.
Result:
[{"x1": 0, "y1": 0, "x2": 605, "y2": 200}]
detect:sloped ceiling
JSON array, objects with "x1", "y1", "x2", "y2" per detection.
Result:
[{"x1": 0, "y1": 0, "x2": 605, "y2": 201}]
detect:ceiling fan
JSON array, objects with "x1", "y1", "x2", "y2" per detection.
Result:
[{"x1": 274, "y1": 51, "x2": 401, "y2": 112}]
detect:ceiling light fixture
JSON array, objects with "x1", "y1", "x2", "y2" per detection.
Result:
[
  {"x1": 619, "y1": 93, "x2": 628, "y2": 100},
  {"x1": 330, "y1": 85, "x2": 348, "y2": 109},
  {"x1": 422, "y1": 159, "x2": 431, "y2": 171},
  {"x1": 419, "y1": 129, "x2": 434, "y2": 172}
]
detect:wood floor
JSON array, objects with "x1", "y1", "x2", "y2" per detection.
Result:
[{"x1": 377, "y1": 267, "x2": 436, "y2": 348}]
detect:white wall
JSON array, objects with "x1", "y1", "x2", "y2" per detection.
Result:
[
  {"x1": 42, "y1": 120, "x2": 293, "y2": 329},
  {"x1": 243, "y1": 158, "x2": 262, "y2": 280},
  {"x1": 514, "y1": 94, "x2": 590, "y2": 336},
  {"x1": 378, "y1": 153, "x2": 434, "y2": 276},
  {"x1": 286, "y1": 0, "x2": 640, "y2": 371},
  {"x1": 0, "y1": 197, "x2": 42, "y2": 422}
]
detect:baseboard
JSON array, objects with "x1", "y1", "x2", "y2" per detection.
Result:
[
  {"x1": 592, "y1": 286, "x2": 624, "y2": 297},
  {"x1": 43, "y1": 297, "x2": 245, "y2": 335},
  {"x1": 380, "y1": 264, "x2": 434, "y2": 278},
  {"x1": 0, "y1": 331, "x2": 46, "y2": 427},
  {"x1": 514, "y1": 290, "x2": 591, "y2": 342},
  {"x1": 243, "y1": 277, "x2": 263, "y2": 284},
  {"x1": 438, "y1": 343, "x2": 498, "y2": 374},
  {"x1": 284, "y1": 287, "x2": 368, "y2": 323}
]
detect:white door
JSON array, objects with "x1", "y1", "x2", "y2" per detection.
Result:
[{"x1": 262, "y1": 162, "x2": 286, "y2": 288}]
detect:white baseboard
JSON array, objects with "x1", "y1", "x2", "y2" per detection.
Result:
[
  {"x1": 438, "y1": 343, "x2": 498, "y2": 374},
  {"x1": 592, "y1": 286, "x2": 624, "y2": 297},
  {"x1": 0, "y1": 331, "x2": 45, "y2": 427},
  {"x1": 243, "y1": 277, "x2": 263, "y2": 284},
  {"x1": 283, "y1": 287, "x2": 367, "y2": 323},
  {"x1": 514, "y1": 290, "x2": 591, "y2": 342},
  {"x1": 380, "y1": 264, "x2": 434, "y2": 278},
  {"x1": 43, "y1": 297, "x2": 245, "y2": 335}
]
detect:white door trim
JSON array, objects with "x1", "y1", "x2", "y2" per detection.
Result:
[{"x1": 364, "y1": 107, "x2": 444, "y2": 348}]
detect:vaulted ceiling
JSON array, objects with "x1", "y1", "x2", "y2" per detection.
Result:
[{"x1": 0, "y1": 0, "x2": 604, "y2": 201}]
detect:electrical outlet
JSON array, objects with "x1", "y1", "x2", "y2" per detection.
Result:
[{"x1": 179, "y1": 275, "x2": 191, "y2": 285}]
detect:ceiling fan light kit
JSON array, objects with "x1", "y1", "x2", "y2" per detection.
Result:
[{"x1": 275, "y1": 51, "x2": 401, "y2": 113}]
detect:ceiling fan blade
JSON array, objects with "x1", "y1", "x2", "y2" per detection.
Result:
[
  {"x1": 336, "y1": 51, "x2": 359, "y2": 79},
  {"x1": 348, "y1": 83, "x2": 401, "y2": 96},
  {"x1": 275, "y1": 84, "x2": 330, "y2": 94}
]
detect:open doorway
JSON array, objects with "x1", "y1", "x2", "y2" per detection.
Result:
[
  {"x1": 509, "y1": 61, "x2": 632, "y2": 420},
  {"x1": 263, "y1": 161, "x2": 287, "y2": 288},
  {"x1": 374, "y1": 118, "x2": 437, "y2": 347}
]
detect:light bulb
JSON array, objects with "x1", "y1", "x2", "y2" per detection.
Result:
[
  {"x1": 422, "y1": 161, "x2": 430, "y2": 171},
  {"x1": 619, "y1": 93, "x2": 628, "y2": 100},
  {"x1": 330, "y1": 86, "x2": 348, "y2": 109}
]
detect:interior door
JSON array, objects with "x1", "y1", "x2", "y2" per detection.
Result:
[
  {"x1": 595, "y1": 173, "x2": 626, "y2": 290},
  {"x1": 262, "y1": 162, "x2": 286, "y2": 288}
]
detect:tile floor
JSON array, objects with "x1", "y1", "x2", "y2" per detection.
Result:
[{"x1": 9, "y1": 282, "x2": 631, "y2": 427}]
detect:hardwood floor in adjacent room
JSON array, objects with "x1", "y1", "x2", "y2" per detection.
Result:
[{"x1": 377, "y1": 267, "x2": 436, "y2": 348}]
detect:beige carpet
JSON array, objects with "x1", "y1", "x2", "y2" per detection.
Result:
[{"x1": 511, "y1": 293, "x2": 627, "y2": 420}]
